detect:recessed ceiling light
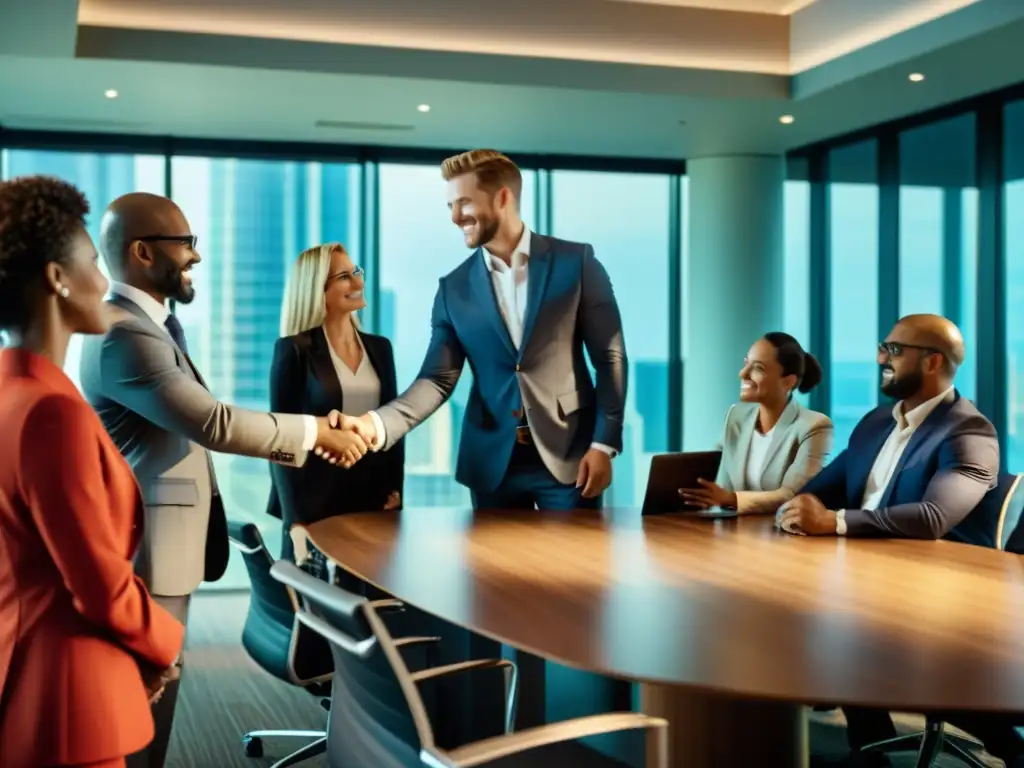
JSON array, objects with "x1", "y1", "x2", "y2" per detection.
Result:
[
  {"x1": 908, "y1": 72, "x2": 925, "y2": 82},
  {"x1": 779, "y1": 114, "x2": 794, "y2": 124},
  {"x1": 417, "y1": 104, "x2": 431, "y2": 113},
  {"x1": 104, "y1": 89, "x2": 119, "y2": 99}
]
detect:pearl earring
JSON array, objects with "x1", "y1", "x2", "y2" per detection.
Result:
[{"x1": 57, "y1": 284, "x2": 70, "y2": 298}]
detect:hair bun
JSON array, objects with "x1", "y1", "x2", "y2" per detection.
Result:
[{"x1": 798, "y1": 352, "x2": 823, "y2": 393}]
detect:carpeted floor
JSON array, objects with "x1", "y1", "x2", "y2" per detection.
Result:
[{"x1": 165, "y1": 592, "x2": 1001, "y2": 768}]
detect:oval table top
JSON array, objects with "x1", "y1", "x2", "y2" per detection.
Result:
[{"x1": 303, "y1": 507, "x2": 1024, "y2": 712}]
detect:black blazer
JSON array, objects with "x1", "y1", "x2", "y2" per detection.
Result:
[{"x1": 266, "y1": 326, "x2": 404, "y2": 534}]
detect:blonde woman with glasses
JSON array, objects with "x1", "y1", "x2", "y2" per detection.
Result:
[{"x1": 267, "y1": 243, "x2": 403, "y2": 569}]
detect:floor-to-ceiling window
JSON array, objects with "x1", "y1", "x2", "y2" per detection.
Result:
[
  {"x1": 784, "y1": 158, "x2": 812, "y2": 405},
  {"x1": 1004, "y1": 100, "x2": 1024, "y2": 471},
  {"x1": 0, "y1": 149, "x2": 166, "y2": 387},
  {"x1": 377, "y1": 163, "x2": 536, "y2": 508},
  {"x1": 170, "y1": 156, "x2": 362, "y2": 588},
  {"x1": 827, "y1": 140, "x2": 880, "y2": 448},
  {"x1": 551, "y1": 170, "x2": 672, "y2": 506},
  {"x1": 898, "y1": 113, "x2": 978, "y2": 400}
]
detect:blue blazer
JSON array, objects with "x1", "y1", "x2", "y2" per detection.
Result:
[{"x1": 798, "y1": 390, "x2": 999, "y2": 540}]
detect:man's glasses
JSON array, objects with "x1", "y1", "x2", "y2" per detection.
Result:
[
  {"x1": 136, "y1": 234, "x2": 199, "y2": 250},
  {"x1": 325, "y1": 265, "x2": 365, "y2": 290},
  {"x1": 878, "y1": 341, "x2": 942, "y2": 358}
]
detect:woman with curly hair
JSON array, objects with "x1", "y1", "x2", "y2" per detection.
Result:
[{"x1": 0, "y1": 175, "x2": 185, "y2": 768}]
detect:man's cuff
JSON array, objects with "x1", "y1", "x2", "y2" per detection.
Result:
[
  {"x1": 368, "y1": 411, "x2": 386, "y2": 452},
  {"x1": 591, "y1": 442, "x2": 618, "y2": 458},
  {"x1": 834, "y1": 509, "x2": 848, "y2": 536},
  {"x1": 301, "y1": 415, "x2": 318, "y2": 451}
]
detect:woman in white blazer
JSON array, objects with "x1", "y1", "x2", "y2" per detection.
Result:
[{"x1": 679, "y1": 332, "x2": 833, "y2": 515}]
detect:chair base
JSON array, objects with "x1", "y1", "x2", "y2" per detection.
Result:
[
  {"x1": 241, "y1": 730, "x2": 328, "y2": 767},
  {"x1": 860, "y1": 719, "x2": 989, "y2": 768}
]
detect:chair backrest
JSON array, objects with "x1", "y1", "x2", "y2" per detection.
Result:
[
  {"x1": 270, "y1": 560, "x2": 436, "y2": 767},
  {"x1": 948, "y1": 473, "x2": 1024, "y2": 551},
  {"x1": 227, "y1": 521, "x2": 333, "y2": 686}
]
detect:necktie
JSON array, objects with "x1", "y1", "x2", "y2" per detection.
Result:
[{"x1": 164, "y1": 314, "x2": 189, "y2": 355}]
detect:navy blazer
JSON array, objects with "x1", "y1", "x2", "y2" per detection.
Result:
[
  {"x1": 265, "y1": 327, "x2": 404, "y2": 552},
  {"x1": 798, "y1": 390, "x2": 999, "y2": 539}
]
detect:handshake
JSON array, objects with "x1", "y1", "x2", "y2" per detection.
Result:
[{"x1": 312, "y1": 411, "x2": 380, "y2": 468}]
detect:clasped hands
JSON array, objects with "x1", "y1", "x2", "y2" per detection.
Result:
[
  {"x1": 775, "y1": 493, "x2": 836, "y2": 535},
  {"x1": 312, "y1": 411, "x2": 378, "y2": 468}
]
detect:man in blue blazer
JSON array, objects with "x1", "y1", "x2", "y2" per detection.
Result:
[
  {"x1": 341, "y1": 149, "x2": 627, "y2": 509},
  {"x1": 779, "y1": 314, "x2": 1023, "y2": 766},
  {"x1": 777, "y1": 314, "x2": 997, "y2": 541}
]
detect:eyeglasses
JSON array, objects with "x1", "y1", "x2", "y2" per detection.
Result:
[
  {"x1": 878, "y1": 341, "x2": 942, "y2": 358},
  {"x1": 325, "y1": 265, "x2": 365, "y2": 289},
  {"x1": 136, "y1": 234, "x2": 199, "y2": 250}
]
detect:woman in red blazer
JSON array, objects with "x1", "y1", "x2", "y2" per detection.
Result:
[{"x1": 0, "y1": 176, "x2": 185, "y2": 768}]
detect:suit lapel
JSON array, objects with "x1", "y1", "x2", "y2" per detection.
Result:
[
  {"x1": 469, "y1": 250, "x2": 517, "y2": 359},
  {"x1": 519, "y1": 235, "x2": 554, "y2": 357},
  {"x1": 878, "y1": 397, "x2": 956, "y2": 508},
  {"x1": 730, "y1": 408, "x2": 758, "y2": 490},
  {"x1": 108, "y1": 294, "x2": 208, "y2": 388},
  {"x1": 757, "y1": 400, "x2": 800, "y2": 486},
  {"x1": 309, "y1": 327, "x2": 344, "y2": 410},
  {"x1": 360, "y1": 332, "x2": 396, "y2": 402},
  {"x1": 851, "y1": 415, "x2": 896, "y2": 506}
]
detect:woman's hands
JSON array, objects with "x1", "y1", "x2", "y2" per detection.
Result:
[
  {"x1": 678, "y1": 478, "x2": 738, "y2": 510},
  {"x1": 141, "y1": 661, "x2": 181, "y2": 704}
]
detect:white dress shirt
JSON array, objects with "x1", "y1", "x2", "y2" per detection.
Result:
[
  {"x1": 368, "y1": 227, "x2": 615, "y2": 457},
  {"x1": 109, "y1": 281, "x2": 318, "y2": 452},
  {"x1": 858, "y1": 386, "x2": 956, "y2": 510},
  {"x1": 743, "y1": 426, "x2": 775, "y2": 490}
]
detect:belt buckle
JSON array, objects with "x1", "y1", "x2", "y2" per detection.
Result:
[{"x1": 515, "y1": 425, "x2": 532, "y2": 445}]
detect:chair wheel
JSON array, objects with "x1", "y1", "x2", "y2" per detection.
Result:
[{"x1": 242, "y1": 736, "x2": 263, "y2": 757}]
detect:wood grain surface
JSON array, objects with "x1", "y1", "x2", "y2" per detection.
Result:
[{"x1": 304, "y1": 507, "x2": 1024, "y2": 712}]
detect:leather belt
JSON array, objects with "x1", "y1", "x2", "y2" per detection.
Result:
[{"x1": 515, "y1": 425, "x2": 534, "y2": 445}]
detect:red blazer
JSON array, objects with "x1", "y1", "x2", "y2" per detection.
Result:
[{"x1": 0, "y1": 349, "x2": 185, "y2": 767}]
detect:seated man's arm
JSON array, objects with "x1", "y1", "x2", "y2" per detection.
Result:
[
  {"x1": 371, "y1": 281, "x2": 466, "y2": 450},
  {"x1": 101, "y1": 325, "x2": 313, "y2": 467},
  {"x1": 844, "y1": 418, "x2": 999, "y2": 539}
]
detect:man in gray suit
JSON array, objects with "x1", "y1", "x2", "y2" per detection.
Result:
[
  {"x1": 80, "y1": 192, "x2": 367, "y2": 768},
  {"x1": 339, "y1": 149, "x2": 628, "y2": 509}
]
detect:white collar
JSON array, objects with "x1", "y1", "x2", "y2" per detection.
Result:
[
  {"x1": 110, "y1": 281, "x2": 170, "y2": 327},
  {"x1": 483, "y1": 227, "x2": 531, "y2": 273},
  {"x1": 893, "y1": 386, "x2": 955, "y2": 431}
]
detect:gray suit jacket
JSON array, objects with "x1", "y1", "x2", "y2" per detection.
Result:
[
  {"x1": 376, "y1": 235, "x2": 627, "y2": 491},
  {"x1": 715, "y1": 400, "x2": 833, "y2": 514},
  {"x1": 79, "y1": 294, "x2": 309, "y2": 596}
]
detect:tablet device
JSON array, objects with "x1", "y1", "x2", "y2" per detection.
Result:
[
  {"x1": 690, "y1": 507, "x2": 740, "y2": 520},
  {"x1": 641, "y1": 451, "x2": 723, "y2": 516}
]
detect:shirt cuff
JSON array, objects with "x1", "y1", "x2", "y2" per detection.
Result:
[
  {"x1": 590, "y1": 442, "x2": 618, "y2": 458},
  {"x1": 368, "y1": 411, "x2": 386, "y2": 452},
  {"x1": 301, "y1": 415, "x2": 318, "y2": 451}
]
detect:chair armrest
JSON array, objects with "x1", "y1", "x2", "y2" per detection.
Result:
[
  {"x1": 429, "y1": 712, "x2": 669, "y2": 768},
  {"x1": 412, "y1": 659, "x2": 518, "y2": 735},
  {"x1": 368, "y1": 598, "x2": 405, "y2": 613},
  {"x1": 393, "y1": 636, "x2": 442, "y2": 648}
]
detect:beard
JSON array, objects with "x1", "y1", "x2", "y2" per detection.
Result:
[
  {"x1": 880, "y1": 365, "x2": 924, "y2": 400},
  {"x1": 465, "y1": 216, "x2": 500, "y2": 249},
  {"x1": 151, "y1": 251, "x2": 195, "y2": 304}
]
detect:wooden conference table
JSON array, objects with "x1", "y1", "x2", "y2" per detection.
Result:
[{"x1": 303, "y1": 507, "x2": 1024, "y2": 767}]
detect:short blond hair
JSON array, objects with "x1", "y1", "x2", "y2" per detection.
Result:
[
  {"x1": 441, "y1": 149, "x2": 522, "y2": 202},
  {"x1": 279, "y1": 242, "x2": 360, "y2": 337}
]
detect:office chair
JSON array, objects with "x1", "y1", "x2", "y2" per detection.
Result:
[
  {"x1": 858, "y1": 472, "x2": 1024, "y2": 768},
  {"x1": 270, "y1": 559, "x2": 670, "y2": 768},
  {"x1": 228, "y1": 521, "x2": 429, "y2": 767}
]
